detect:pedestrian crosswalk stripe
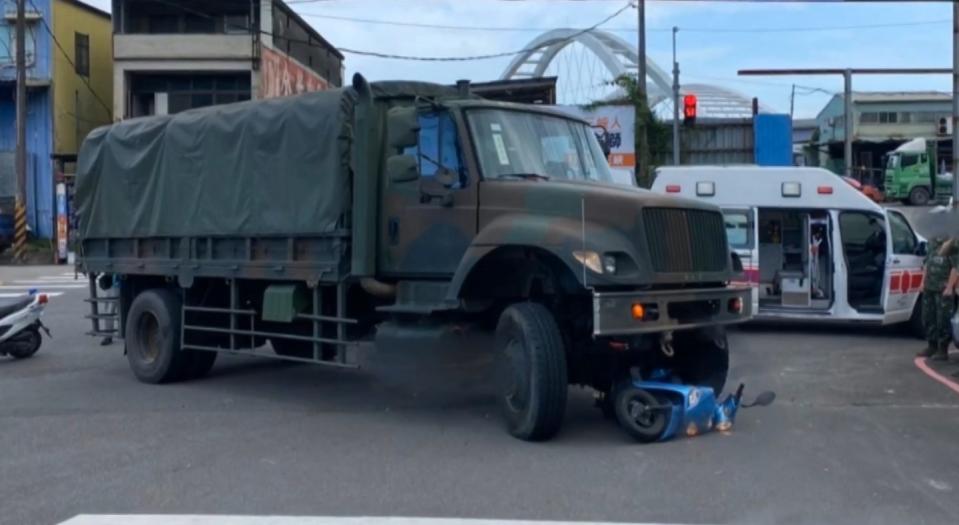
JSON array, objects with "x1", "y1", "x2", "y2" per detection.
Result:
[
  {"x1": 0, "y1": 292, "x2": 63, "y2": 298},
  {"x1": 60, "y1": 517, "x2": 700, "y2": 525},
  {"x1": 0, "y1": 284, "x2": 86, "y2": 290},
  {"x1": 14, "y1": 278, "x2": 79, "y2": 284}
]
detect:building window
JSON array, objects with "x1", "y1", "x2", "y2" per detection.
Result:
[
  {"x1": 129, "y1": 73, "x2": 252, "y2": 117},
  {"x1": 74, "y1": 32, "x2": 89, "y2": 77},
  {"x1": 860, "y1": 112, "x2": 878, "y2": 124}
]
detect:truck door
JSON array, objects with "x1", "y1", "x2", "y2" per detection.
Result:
[
  {"x1": 723, "y1": 208, "x2": 759, "y2": 310},
  {"x1": 379, "y1": 109, "x2": 478, "y2": 277},
  {"x1": 883, "y1": 209, "x2": 924, "y2": 323}
]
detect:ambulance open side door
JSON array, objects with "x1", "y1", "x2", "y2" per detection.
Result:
[{"x1": 883, "y1": 209, "x2": 925, "y2": 324}]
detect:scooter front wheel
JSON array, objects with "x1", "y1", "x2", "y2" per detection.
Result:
[
  {"x1": 615, "y1": 386, "x2": 669, "y2": 443},
  {"x1": 4, "y1": 327, "x2": 41, "y2": 359}
]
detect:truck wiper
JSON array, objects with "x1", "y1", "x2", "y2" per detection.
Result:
[{"x1": 497, "y1": 173, "x2": 550, "y2": 181}]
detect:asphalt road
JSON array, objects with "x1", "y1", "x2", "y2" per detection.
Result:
[{"x1": 2, "y1": 266, "x2": 959, "y2": 525}]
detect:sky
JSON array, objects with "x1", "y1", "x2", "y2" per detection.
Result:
[{"x1": 80, "y1": 0, "x2": 956, "y2": 118}]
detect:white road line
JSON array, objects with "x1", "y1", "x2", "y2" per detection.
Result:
[
  {"x1": 0, "y1": 284, "x2": 86, "y2": 290},
  {"x1": 60, "y1": 517, "x2": 698, "y2": 525},
  {"x1": 0, "y1": 292, "x2": 63, "y2": 298},
  {"x1": 13, "y1": 278, "x2": 80, "y2": 284}
]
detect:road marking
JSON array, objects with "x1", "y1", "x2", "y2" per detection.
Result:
[
  {"x1": 914, "y1": 357, "x2": 959, "y2": 396},
  {"x1": 60, "y1": 517, "x2": 700, "y2": 525},
  {"x1": 0, "y1": 284, "x2": 86, "y2": 290},
  {"x1": 0, "y1": 292, "x2": 62, "y2": 298},
  {"x1": 13, "y1": 278, "x2": 80, "y2": 284}
]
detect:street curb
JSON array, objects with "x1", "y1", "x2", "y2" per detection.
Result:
[{"x1": 914, "y1": 356, "x2": 959, "y2": 396}]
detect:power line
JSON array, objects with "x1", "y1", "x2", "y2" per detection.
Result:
[
  {"x1": 296, "y1": 11, "x2": 950, "y2": 35},
  {"x1": 150, "y1": 0, "x2": 634, "y2": 62},
  {"x1": 26, "y1": 0, "x2": 112, "y2": 117}
]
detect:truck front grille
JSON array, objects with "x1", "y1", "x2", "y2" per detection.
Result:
[{"x1": 643, "y1": 207, "x2": 727, "y2": 273}]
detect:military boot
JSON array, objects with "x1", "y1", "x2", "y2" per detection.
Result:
[
  {"x1": 930, "y1": 344, "x2": 949, "y2": 361},
  {"x1": 917, "y1": 345, "x2": 939, "y2": 358}
]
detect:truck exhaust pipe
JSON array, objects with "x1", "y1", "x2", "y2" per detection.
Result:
[{"x1": 360, "y1": 277, "x2": 396, "y2": 299}]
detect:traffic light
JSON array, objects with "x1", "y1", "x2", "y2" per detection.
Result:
[
  {"x1": 683, "y1": 94, "x2": 697, "y2": 127},
  {"x1": 938, "y1": 117, "x2": 949, "y2": 136}
]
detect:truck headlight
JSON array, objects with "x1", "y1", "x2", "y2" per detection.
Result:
[{"x1": 573, "y1": 250, "x2": 603, "y2": 274}]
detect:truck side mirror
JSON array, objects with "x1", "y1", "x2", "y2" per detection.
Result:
[
  {"x1": 592, "y1": 125, "x2": 611, "y2": 158},
  {"x1": 730, "y1": 252, "x2": 744, "y2": 273},
  {"x1": 387, "y1": 154, "x2": 419, "y2": 183},
  {"x1": 917, "y1": 240, "x2": 928, "y2": 256},
  {"x1": 387, "y1": 106, "x2": 420, "y2": 150}
]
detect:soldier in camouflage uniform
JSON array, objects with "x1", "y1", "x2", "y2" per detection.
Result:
[{"x1": 918, "y1": 236, "x2": 959, "y2": 361}]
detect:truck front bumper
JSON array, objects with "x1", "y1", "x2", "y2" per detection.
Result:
[{"x1": 592, "y1": 285, "x2": 752, "y2": 336}]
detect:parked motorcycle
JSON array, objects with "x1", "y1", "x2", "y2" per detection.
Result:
[{"x1": 0, "y1": 290, "x2": 50, "y2": 360}]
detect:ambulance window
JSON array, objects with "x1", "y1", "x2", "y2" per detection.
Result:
[
  {"x1": 723, "y1": 211, "x2": 753, "y2": 249},
  {"x1": 888, "y1": 211, "x2": 917, "y2": 255}
]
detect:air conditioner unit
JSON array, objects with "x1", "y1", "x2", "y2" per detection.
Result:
[{"x1": 937, "y1": 117, "x2": 953, "y2": 136}]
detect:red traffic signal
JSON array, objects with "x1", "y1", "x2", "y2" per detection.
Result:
[{"x1": 683, "y1": 94, "x2": 698, "y2": 125}]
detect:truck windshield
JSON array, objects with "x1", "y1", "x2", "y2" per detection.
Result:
[{"x1": 467, "y1": 109, "x2": 614, "y2": 184}]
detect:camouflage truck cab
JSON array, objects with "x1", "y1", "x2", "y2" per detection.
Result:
[{"x1": 77, "y1": 74, "x2": 750, "y2": 442}]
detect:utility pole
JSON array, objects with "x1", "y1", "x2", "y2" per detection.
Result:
[
  {"x1": 671, "y1": 26, "x2": 680, "y2": 165},
  {"x1": 953, "y1": 0, "x2": 959, "y2": 205},
  {"x1": 843, "y1": 69, "x2": 853, "y2": 178},
  {"x1": 14, "y1": 0, "x2": 27, "y2": 263},
  {"x1": 636, "y1": 0, "x2": 649, "y2": 186},
  {"x1": 789, "y1": 84, "x2": 795, "y2": 120}
]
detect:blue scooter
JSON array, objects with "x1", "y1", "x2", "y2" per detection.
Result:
[{"x1": 612, "y1": 370, "x2": 775, "y2": 443}]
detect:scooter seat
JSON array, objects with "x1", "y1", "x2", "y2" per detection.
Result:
[{"x1": 0, "y1": 296, "x2": 33, "y2": 319}]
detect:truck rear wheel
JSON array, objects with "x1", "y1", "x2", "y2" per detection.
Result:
[
  {"x1": 909, "y1": 186, "x2": 931, "y2": 206},
  {"x1": 125, "y1": 289, "x2": 189, "y2": 384},
  {"x1": 495, "y1": 302, "x2": 568, "y2": 441},
  {"x1": 670, "y1": 326, "x2": 730, "y2": 394}
]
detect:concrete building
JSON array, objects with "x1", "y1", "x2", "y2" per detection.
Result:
[
  {"x1": 815, "y1": 91, "x2": 951, "y2": 180},
  {"x1": 111, "y1": 0, "x2": 343, "y2": 119},
  {"x1": 0, "y1": 0, "x2": 113, "y2": 239}
]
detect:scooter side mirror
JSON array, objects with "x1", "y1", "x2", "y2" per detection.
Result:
[{"x1": 752, "y1": 391, "x2": 776, "y2": 407}]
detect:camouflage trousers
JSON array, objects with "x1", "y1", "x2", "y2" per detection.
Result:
[{"x1": 922, "y1": 292, "x2": 956, "y2": 350}]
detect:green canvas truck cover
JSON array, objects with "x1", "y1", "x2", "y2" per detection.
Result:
[{"x1": 76, "y1": 87, "x2": 357, "y2": 240}]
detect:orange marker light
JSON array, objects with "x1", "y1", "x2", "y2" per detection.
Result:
[
  {"x1": 728, "y1": 297, "x2": 743, "y2": 314},
  {"x1": 631, "y1": 303, "x2": 646, "y2": 320},
  {"x1": 817, "y1": 186, "x2": 833, "y2": 195},
  {"x1": 665, "y1": 184, "x2": 681, "y2": 193}
]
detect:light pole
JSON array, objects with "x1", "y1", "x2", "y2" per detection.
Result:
[{"x1": 672, "y1": 26, "x2": 680, "y2": 165}]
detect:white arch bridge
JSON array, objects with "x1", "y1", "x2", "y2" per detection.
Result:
[{"x1": 500, "y1": 28, "x2": 763, "y2": 118}]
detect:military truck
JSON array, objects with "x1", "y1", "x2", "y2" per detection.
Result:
[
  {"x1": 884, "y1": 137, "x2": 953, "y2": 205},
  {"x1": 76, "y1": 75, "x2": 750, "y2": 441}
]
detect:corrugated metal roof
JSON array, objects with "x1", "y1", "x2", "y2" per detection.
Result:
[{"x1": 852, "y1": 91, "x2": 950, "y2": 103}]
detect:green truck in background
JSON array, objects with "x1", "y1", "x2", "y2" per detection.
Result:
[
  {"x1": 884, "y1": 137, "x2": 953, "y2": 206},
  {"x1": 76, "y1": 74, "x2": 751, "y2": 442}
]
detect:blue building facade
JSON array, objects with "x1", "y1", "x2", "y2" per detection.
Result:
[{"x1": 0, "y1": 0, "x2": 56, "y2": 239}]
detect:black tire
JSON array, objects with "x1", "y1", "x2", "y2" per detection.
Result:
[
  {"x1": 614, "y1": 386, "x2": 669, "y2": 443},
  {"x1": 908, "y1": 295, "x2": 925, "y2": 339},
  {"x1": 670, "y1": 326, "x2": 730, "y2": 394},
  {"x1": 495, "y1": 302, "x2": 568, "y2": 441},
  {"x1": 6, "y1": 327, "x2": 41, "y2": 359},
  {"x1": 909, "y1": 186, "x2": 931, "y2": 206},
  {"x1": 125, "y1": 288, "x2": 189, "y2": 384},
  {"x1": 183, "y1": 349, "x2": 218, "y2": 379}
]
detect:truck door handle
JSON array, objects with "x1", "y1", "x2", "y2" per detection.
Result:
[
  {"x1": 892, "y1": 258, "x2": 901, "y2": 264},
  {"x1": 388, "y1": 218, "x2": 399, "y2": 245}
]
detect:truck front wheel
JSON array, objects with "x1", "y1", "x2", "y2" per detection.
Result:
[
  {"x1": 495, "y1": 303, "x2": 568, "y2": 441},
  {"x1": 125, "y1": 289, "x2": 190, "y2": 384},
  {"x1": 909, "y1": 186, "x2": 931, "y2": 206}
]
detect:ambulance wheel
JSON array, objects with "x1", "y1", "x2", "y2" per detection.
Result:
[
  {"x1": 671, "y1": 326, "x2": 729, "y2": 394},
  {"x1": 909, "y1": 187, "x2": 930, "y2": 206},
  {"x1": 495, "y1": 302, "x2": 568, "y2": 442},
  {"x1": 615, "y1": 386, "x2": 669, "y2": 443},
  {"x1": 908, "y1": 296, "x2": 925, "y2": 339}
]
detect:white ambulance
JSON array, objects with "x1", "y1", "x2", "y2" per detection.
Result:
[{"x1": 652, "y1": 166, "x2": 926, "y2": 332}]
